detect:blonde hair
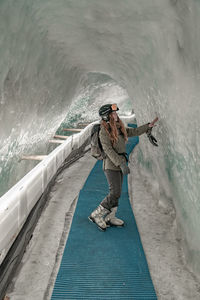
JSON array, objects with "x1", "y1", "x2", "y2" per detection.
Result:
[{"x1": 101, "y1": 114, "x2": 128, "y2": 146}]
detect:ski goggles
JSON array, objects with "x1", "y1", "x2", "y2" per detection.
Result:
[{"x1": 111, "y1": 104, "x2": 119, "y2": 111}]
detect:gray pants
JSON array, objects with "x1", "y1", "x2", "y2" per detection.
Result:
[{"x1": 101, "y1": 170, "x2": 123, "y2": 210}]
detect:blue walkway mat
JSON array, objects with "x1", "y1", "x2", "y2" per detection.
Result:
[{"x1": 51, "y1": 125, "x2": 157, "y2": 300}]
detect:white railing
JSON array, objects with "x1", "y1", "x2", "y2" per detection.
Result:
[{"x1": 0, "y1": 114, "x2": 136, "y2": 265}]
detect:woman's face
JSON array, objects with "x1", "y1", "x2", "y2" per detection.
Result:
[{"x1": 111, "y1": 111, "x2": 118, "y2": 122}]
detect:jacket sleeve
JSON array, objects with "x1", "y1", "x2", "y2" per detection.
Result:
[
  {"x1": 99, "y1": 127, "x2": 125, "y2": 167},
  {"x1": 126, "y1": 123, "x2": 149, "y2": 137}
]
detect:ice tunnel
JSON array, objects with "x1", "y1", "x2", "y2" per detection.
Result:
[{"x1": 0, "y1": 0, "x2": 200, "y2": 299}]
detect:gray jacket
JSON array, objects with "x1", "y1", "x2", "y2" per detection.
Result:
[{"x1": 99, "y1": 123, "x2": 149, "y2": 171}]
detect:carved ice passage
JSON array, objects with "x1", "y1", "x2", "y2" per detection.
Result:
[{"x1": 0, "y1": 0, "x2": 200, "y2": 276}]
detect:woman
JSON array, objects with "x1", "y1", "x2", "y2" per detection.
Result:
[{"x1": 89, "y1": 103, "x2": 158, "y2": 231}]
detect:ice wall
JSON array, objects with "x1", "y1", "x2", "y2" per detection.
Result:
[
  {"x1": 0, "y1": 0, "x2": 85, "y2": 194},
  {"x1": 0, "y1": 0, "x2": 200, "y2": 276}
]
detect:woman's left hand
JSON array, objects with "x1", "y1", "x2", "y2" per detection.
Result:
[{"x1": 149, "y1": 117, "x2": 158, "y2": 128}]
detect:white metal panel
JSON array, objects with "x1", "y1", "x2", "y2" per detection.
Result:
[
  {"x1": 0, "y1": 193, "x2": 19, "y2": 264},
  {"x1": 26, "y1": 171, "x2": 44, "y2": 212},
  {"x1": 18, "y1": 186, "x2": 28, "y2": 229},
  {"x1": 42, "y1": 156, "x2": 57, "y2": 185}
]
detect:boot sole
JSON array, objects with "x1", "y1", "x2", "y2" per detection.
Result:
[
  {"x1": 106, "y1": 221, "x2": 125, "y2": 227},
  {"x1": 88, "y1": 216, "x2": 107, "y2": 231}
]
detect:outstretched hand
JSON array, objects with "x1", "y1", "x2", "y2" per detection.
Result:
[{"x1": 149, "y1": 117, "x2": 158, "y2": 128}]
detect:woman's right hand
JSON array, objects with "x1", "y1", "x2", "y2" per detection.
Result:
[{"x1": 120, "y1": 162, "x2": 130, "y2": 175}]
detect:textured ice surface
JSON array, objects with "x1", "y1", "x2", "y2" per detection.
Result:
[{"x1": 0, "y1": 0, "x2": 200, "y2": 277}]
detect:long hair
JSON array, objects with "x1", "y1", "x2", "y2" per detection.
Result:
[{"x1": 101, "y1": 114, "x2": 128, "y2": 146}]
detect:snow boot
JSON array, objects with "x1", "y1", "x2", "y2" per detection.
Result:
[
  {"x1": 105, "y1": 207, "x2": 124, "y2": 227},
  {"x1": 88, "y1": 205, "x2": 110, "y2": 231}
]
